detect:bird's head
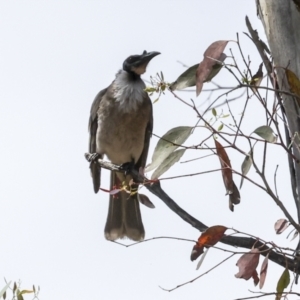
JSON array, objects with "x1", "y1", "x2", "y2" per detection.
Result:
[{"x1": 123, "y1": 50, "x2": 160, "y2": 76}]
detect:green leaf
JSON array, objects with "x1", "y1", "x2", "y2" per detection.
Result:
[
  {"x1": 169, "y1": 64, "x2": 199, "y2": 91},
  {"x1": 217, "y1": 123, "x2": 223, "y2": 131},
  {"x1": 146, "y1": 126, "x2": 193, "y2": 172},
  {"x1": 212, "y1": 108, "x2": 217, "y2": 116},
  {"x1": 0, "y1": 281, "x2": 11, "y2": 299},
  {"x1": 240, "y1": 151, "x2": 253, "y2": 189},
  {"x1": 13, "y1": 282, "x2": 17, "y2": 294},
  {"x1": 144, "y1": 87, "x2": 156, "y2": 93},
  {"x1": 254, "y1": 125, "x2": 277, "y2": 143},
  {"x1": 151, "y1": 149, "x2": 186, "y2": 179},
  {"x1": 17, "y1": 290, "x2": 24, "y2": 300},
  {"x1": 276, "y1": 268, "x2": 290, "y2": 300},
  {"x1": 19, "y1": 290, "x2": 34, "y2": 295},
  {"x1": 206, "y1": 53, "x2": 226, "y2": 82}
]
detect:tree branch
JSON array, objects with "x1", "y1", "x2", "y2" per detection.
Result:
[{"x1": 84, "y1": 153, "x2": 300, "y2": 273}]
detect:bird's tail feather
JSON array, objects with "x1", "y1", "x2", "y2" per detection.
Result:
[{"x1": 104, "y1": 171, "x2": 144, "y2": 241}]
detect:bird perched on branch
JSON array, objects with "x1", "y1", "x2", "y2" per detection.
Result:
[{"x1": 88, "y1": 50, "x2": 160, "y2": 241}]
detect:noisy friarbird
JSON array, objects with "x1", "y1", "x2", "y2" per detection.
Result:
[{"x1": 88, "y1": 51, "x2": 160, "y2": 241}]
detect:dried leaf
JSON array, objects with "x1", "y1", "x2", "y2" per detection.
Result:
[
  {"x1": 170, "y1": 53, "x2": 226, "y2": 92},
  {"x1": 274, "y1": 219, "x2": 289, "y2": 234},
  {"x1": 146, "y1": 126, "x2": 193, "y2": 172},
  {"x1": 235, "y1": 248, "x2": 260, "y2": 281},
  {"x1": 196, "y1": 248, "x2": 209, "y2": 270},
  {"x1": 196, "y1": 41, "x2": 228, "y2": 96},
  {"x1": 290, "y1": 230, "x2": 298, "y2": 241},
  {"x1": 254, "y1": 125, "x2": 277, "y2": 143},
  {"x1": 259, "y1": 253, "x2": 269, "y2": 289},
  {"x1": 214, "y1": 140, "x2": 233, "y2": 194},
  {"x1": 151, "y1": 149, "x2": 185, "y2": 179},
  {"x1": 138, "y1": 193, "x2": 155, "y2": 208},
  {"x1": 206, "y1": 53, "x2": 227, "y2": 82},
  {"x1": 109, "y1": 188, "x2": 122, "y2": 195},
  {"x1": 229, "y1": 181, "x2": 241, "y2": 212},
  {"x1": 190, "y1": 244, "x2": 204, "y2": 261},
  {"x1": 191, "y1": 225, "x2": 227, "y2": 261},
  {"x1": 253, "y1": 270, "x2": 259, "y2": 286},
  {"x1": 286, "y1": 69, "x2": 300, "y2": 106},
  {"x1": 276, "y1": 268, "x2": 290, "y2": 300},
  {"x1": 240, "y1": 151, "x2": 253, "y2": 189},
  {"x1": 250, "y1": 63, "x2": 263, "y2": 93}
]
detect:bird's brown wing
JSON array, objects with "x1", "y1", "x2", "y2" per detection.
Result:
[
  {"x1": 135, "y1": 95, "x2": 153, "y2": 170},
  {"x1": 88, "y1": 88, "x2": 108, "y2": 193}
]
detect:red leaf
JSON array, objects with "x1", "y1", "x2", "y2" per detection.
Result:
[
  {"x1": 235, "y1": 248, "x2": 260, "y2": 281},
  {"x1": 259, "y1": 253, "x2": 269, "y2": 289},
  {"x1": 274, "y1": 219, "x2": 289, "y2": 234},
  {"x1": 191, "y1": 244, "x2": 204, "y2": 261},
  {"x1": 196, "y1": 40, "x2": 228, "y2": 96},
  {"x1": 191, "y1": 225, "x2": 227, "y2": 261}
]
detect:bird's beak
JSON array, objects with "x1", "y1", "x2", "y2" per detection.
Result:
[
  {"x1": 137, "y1": 51, "x2": 161, "y2": 66},
  {"x1": 130, "y1": 51, "x2": 160, "y2": 75}
]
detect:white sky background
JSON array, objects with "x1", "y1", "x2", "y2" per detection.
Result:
[{"x1": 0, "y1": 1, "x2": 298, "y2": 299}]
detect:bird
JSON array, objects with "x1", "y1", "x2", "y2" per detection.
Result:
[{"x1": 88, "y1": 50, "x2": 160, "y2": 241}]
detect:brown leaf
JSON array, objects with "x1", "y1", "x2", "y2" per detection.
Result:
[
  {"x1": 235, "y1": 248, "x2": 260, "y2": 281},
  {"x1": 286, "y1": 69, "x2": 300, "y2": 106},
  {"x1": 191, "y1": 225, "x2": 227, "y2": 261},
  {"x1": 259, "y1": 253, "x2": 269, "y2": 289},
  {"x1": 138, "y1": 193, "x2": 155, "y2": 209},
  {"x1": 253, "y1": 270, "x2": 259, "y2": 286},
  {"x1": 274, "y1": 219, "x2": 289, "y2": 234},
  {"x1": 229, "y1": 181, "x2": 241, "y2": 211},
  {"x1": 215, "y1": 140, "x2": 233, "y2": 193},
  {"x1": 190, "y1": 244, "x2": 204, "y2": 261},
  {"x1": 250, "y1": 62, "x2": 263, "y2": 93},
  {"x1": 196, "y1": 40, "x2": 229, "y2": 96}
]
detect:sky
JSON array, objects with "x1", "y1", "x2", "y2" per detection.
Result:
[{"x1": 0, "y1": 1, "x2": 299, "y2": 299}]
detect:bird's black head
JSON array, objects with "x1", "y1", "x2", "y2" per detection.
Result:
[{"x1": 123, "y1": 50, "x2": 160, "y2": 76}]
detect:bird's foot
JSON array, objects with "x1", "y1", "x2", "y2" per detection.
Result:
[{"x1": 119, "y1": 161, "x2": 135, "y2": 176}]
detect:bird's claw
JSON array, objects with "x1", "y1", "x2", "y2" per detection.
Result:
[
  {"x1": 120, "y1": 161, "x2": 134, "y2": 175},
  {"x1": 88, "y1": 153, "x2": 100, "y2": 165}
]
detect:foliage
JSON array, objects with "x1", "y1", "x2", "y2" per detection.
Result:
[
  {"x1": 0, "y1": 280, "x2": 39, "y2": 300},
  {"x1": 139, "y1": 19, "x2": 300, "y2": 298}
]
